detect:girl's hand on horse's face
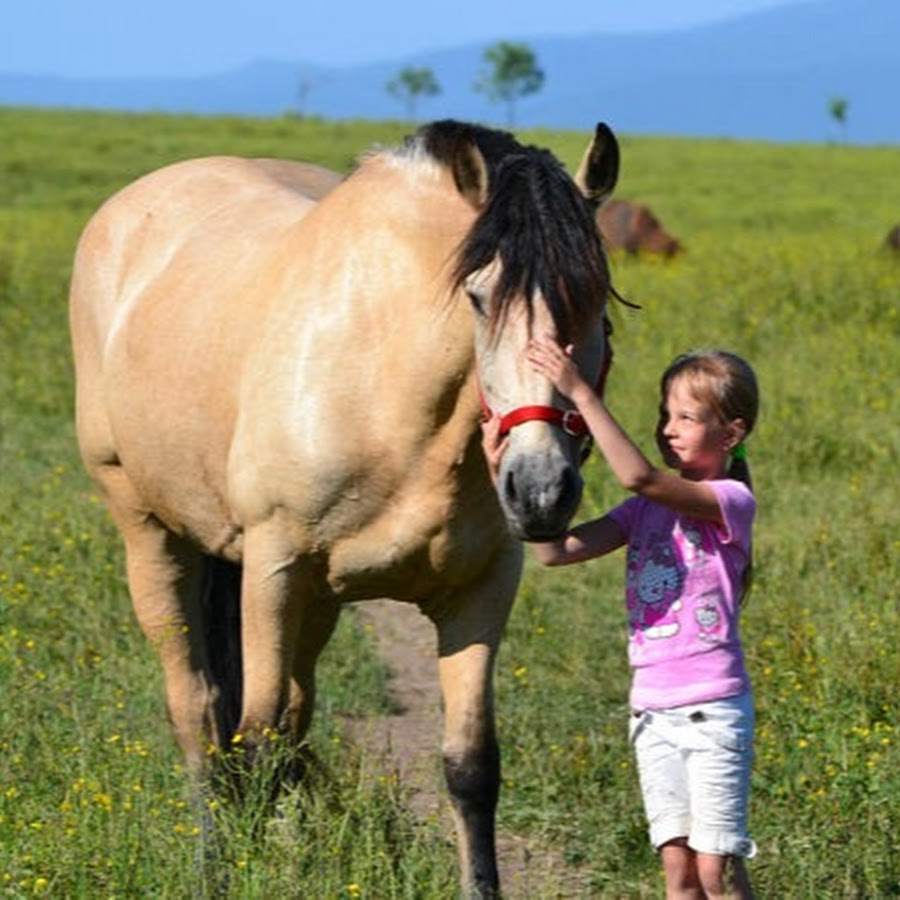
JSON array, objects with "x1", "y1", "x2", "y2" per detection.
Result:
[
  {"x1": 480, "y1": 415, "x2": 507, "y2": 486},
  {"x1": 527, "y1": 336, "x2": 585, "y2": 399}
]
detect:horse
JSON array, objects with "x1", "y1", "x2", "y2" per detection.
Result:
[
  {"x1": 69, "y1": 119, "x2": 619, "y2": 898},
  {"x1": 884, "y1": 223, "x2": 900, "y2": 252},
  {"x1": 597, "y1": 197, "x2": 682, "y2": 257}
]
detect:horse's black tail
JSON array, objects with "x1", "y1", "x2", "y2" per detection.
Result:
[{"x1": 201, "y1": 556, "x2": 244, "y2": 746}]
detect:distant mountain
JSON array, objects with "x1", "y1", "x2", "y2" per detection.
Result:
[{"x1": 2, "y1": 0, "x2": 897, "y2": 144}]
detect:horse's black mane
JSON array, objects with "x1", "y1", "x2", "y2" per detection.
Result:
[{"x1": 414, "y1": 119, "x2": 612, "y2": 344}]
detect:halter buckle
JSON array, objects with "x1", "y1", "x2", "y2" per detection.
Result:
[{"x1": 561, "y1": 409, "x2": 586, "y2": 437}]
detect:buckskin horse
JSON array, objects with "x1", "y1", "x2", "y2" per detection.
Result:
[{"x1": 69, "y1": 119, "x2": 619, "y2": 897}]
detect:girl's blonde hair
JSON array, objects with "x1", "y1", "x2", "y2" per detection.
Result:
[{"x1": 661, "y1": 350, "x2": 759, "y2": 602}]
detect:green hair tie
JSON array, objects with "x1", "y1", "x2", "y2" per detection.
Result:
[{"x1": 732, "y1": 442, "x2": 748, "y2": 461}]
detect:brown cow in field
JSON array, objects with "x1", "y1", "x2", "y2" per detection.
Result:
[
  {"x1": 597, "y1": 198, "x2": 682, "y2": 257},
  {"x1": 884, "y1": 223, "x2": 900, "y2": 252}
]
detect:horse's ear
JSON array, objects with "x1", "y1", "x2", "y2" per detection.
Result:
[
  {"x1": 451, "y1": 140, "x2": 490, "y2": 209},
  {"x1": 575, "y1": 122, "x2": 619, "y2": 209}
]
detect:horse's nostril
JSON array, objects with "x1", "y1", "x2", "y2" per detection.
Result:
[
  {"x1": 503, "y1": 469, "x2": 518, "y2": 506},
  {"x1": 560, "y1": 465, "x2": 579, "y2": 506}
]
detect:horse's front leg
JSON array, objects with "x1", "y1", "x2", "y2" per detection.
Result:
[
  {"x1": 236, "y1": 522, "x2": 338, "y2": 764},
  {"x1": 432, "y1": 545, "x2": 521, "y2": 899},
  {"x1": 439, "y1": 643, "x2": 501, "y2": 897}
]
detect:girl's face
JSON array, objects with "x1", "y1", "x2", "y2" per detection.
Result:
[{"x1": 656, "y1": 376, "x2": 739, "y2": 480}]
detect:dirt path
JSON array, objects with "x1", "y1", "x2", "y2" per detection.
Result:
[{"x1": 346, "y1": 599, "x2": 587, "y2": 899}]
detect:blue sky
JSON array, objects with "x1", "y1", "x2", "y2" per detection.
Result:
[{"x1": 9, "y1": 0, "x2": 809, "y2": 79}]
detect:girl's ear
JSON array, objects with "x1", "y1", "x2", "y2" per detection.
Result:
[{"x1": 724, "y1": 418, "x2": 748, "y2": 452}]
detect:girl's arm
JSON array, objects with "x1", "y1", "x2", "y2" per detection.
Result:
[
  {"x1": 527, "y1": 337, "x2": 725, "y2": 524},
  {"x1": 531, "y1": 515, "x2": 627, "y2": 565}
]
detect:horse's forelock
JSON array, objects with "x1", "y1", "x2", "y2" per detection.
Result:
[{"x1": 451, "y1": 147, "x2": 610, "y2": 342}]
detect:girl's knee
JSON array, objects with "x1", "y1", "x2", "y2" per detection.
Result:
[
  {"x1": 660, "y1": 839, "x2": 701, "y2": 893},
  {"x1": 697, "y1": 854, "x2": 753, "y2": 899}
]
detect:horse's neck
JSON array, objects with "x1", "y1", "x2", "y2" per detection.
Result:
[{"x1": 252, "y1": 153, "x2": 483, "y2": 473}]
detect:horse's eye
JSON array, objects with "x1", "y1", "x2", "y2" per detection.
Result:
[{"x1": 466, "y1": 288, "x2": 487, "y2": 316}]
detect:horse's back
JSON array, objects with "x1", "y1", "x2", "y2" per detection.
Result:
[
  {"x1": 251, "y1": 158, "x2": 344, "y2": 199},
  {"x1": 71, "y1": 156, "x2": 340, "y2": 344}
]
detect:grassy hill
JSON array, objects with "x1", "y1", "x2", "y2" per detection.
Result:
[{"x1": 1, "y1": 108, "x2": 898, "y2": 896}]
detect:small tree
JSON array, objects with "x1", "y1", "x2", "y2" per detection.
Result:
[
  {"x1": 474, "y1": 41, "x2": 545, "y2": 127},
  {"x1": 828, "y1": 95, "x2": 849, "y2": 142},
  {"x1": 386, "y1": 66, "x2": 441, "y2": 121}
]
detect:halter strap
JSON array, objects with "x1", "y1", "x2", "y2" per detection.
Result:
[{"x1": 496, "y1": 405, "x2": 587, "y2": 438}]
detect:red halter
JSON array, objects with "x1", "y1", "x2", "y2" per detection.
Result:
[{"x1": 481, "y1": 316, "x2": 614, "y2": 439}]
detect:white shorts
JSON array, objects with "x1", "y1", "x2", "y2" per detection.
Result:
[{"x1": 629, "y1": 692, "x2": 757, "y2": 859}]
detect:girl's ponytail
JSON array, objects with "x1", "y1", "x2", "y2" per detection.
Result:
[
  {"x1": 728, "y1": 442, "x2": 752, "y2": 492},
  {"x1": 728, "y1": 442, "x2": 754, "y2": 606}
]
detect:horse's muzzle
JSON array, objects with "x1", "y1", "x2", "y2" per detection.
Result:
[{"x1": 497, "y1": 452, "x2": 583, "y2": 541}]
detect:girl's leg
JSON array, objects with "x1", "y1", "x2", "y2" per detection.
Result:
[
  {"x1": 696, "y1": 853, "x2": 754, "y2": 900},
  {"x1": 631, "y1": 713, "x2": 695, "y2": 896},
  {"x1": 660, "y1": 838, "x2": 703, "y2": 900}
]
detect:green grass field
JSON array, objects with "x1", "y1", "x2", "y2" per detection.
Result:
[{"x1": 1, "y1": 107, "x2": 898, "y2": 897}]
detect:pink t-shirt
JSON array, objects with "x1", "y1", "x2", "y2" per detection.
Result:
[{"x1": 608, "y1": 479, "x2": 755, "y2": 711}]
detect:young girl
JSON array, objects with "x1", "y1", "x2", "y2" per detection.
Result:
[{"x1": 482, "y1": 337, "x2": 759, "y2": 900}]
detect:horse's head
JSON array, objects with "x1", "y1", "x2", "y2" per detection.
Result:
[{"x1": 427, "y1": 121, "x2": 620, "y2": 541}]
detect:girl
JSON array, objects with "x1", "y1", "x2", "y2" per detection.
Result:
[{"x1": 482, "y1": 337, "x2": 759, "y2": 900}]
